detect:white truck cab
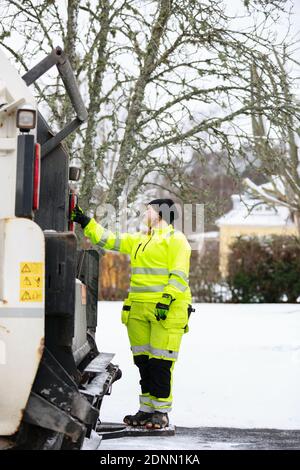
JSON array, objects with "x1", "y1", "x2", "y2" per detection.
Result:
[
  {"x1": 0, "y1": 47, "x2": 120, "y2": 450},
  {"x1": 0, "y1": 48, "x2": 45, "y2": 437}
]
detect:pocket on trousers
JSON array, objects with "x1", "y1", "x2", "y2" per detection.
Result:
[
  {"x1": 162, "y1": 300, "x2": 189, "y2": 330},
  {"x1": 121, "y1": 299, "x2": 132, "y2": 325},
  {"x1": 167, "y1": 330, "x2": 184, "y2": 352}
]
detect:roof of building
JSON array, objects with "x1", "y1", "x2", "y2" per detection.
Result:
[{"x1": 216, "y1": 194, "x2": 294, "y2": 227}]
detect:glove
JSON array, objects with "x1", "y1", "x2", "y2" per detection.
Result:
[
  {"x1": 71, "y1": 204, "x2": 91, "y2": 229},
  {"x1": 155, "y1": 293, "x2": 174, "y2": 321}
]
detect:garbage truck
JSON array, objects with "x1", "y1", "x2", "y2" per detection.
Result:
[{"x1": 0, "y1": 46, "x2": 121, "y2": 450}]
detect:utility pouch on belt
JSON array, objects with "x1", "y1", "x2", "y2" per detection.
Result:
[
  {"x1": 188, "y1": 304, "x2": 195, "y2": 318},
  {"x1": 121, "y1": 298, "x2": 132, "y2": 325},
  {"x1": 184, "y1": 304, "x2": 195, "y2": 333}
]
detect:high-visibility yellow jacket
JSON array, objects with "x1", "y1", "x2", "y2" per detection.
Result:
[{"x1": 83, "y1": 218, "x2": 192, "y2": 303}]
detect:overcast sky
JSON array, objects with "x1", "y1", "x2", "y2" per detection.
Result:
[{"x1": 227, "y1": 0, "x2": 300, "y2": 62}]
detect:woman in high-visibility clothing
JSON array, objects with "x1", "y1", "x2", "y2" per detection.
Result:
[{"x1": 71, "y1": 198, "x2": 192, "y2": 429}]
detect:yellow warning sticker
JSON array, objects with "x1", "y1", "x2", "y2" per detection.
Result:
[{"x1": 20, "y1": 262, "x2": 44, "y2": 302}]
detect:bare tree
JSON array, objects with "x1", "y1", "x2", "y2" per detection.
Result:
[
  {"x1": 0, "y1": 0, "x2": 294, "y2": 215},
  {"x1": 244, "y1": 49, "x2": 300, "y2": 233}
]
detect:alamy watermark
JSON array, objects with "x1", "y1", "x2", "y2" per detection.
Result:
[{"x1": 93, "y1": 200, "x2": 205, "y2": 251}]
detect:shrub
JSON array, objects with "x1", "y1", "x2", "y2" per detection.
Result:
[
  {"x1": 227, "y1": 235, "x2": 300, "y2": 303},
  {"x1": 189, "y1": 240, "x2": 226, "y2": 302}
]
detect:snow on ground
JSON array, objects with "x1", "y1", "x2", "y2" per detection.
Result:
[
  {"x1": 97, "y1": 433, "x2": 237, "y2": 451},
  {"x1": 96, "y1": 427, "x2": 300, "y2": 451},
  {"x1": 96, "y1": 302, "x2": 300, "y2": 430}
]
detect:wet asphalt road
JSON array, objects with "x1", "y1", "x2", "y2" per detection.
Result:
[
  {"x1": 98, "y1": 424, "x2": 300, "y2": 450},
  {"x1": 176, "y1": 426, "x2": 300, "y2": 450}
]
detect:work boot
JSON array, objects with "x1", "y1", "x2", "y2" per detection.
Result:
[
  {"x1": 123, "y1": 410, "x2": 153, "y2": 426},
  {"x1": 145, "y1": 411, "x2": 169, "y2": 429}
]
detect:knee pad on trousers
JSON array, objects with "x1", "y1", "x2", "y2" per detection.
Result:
[
  {"x1": 148, "y1": 358, "x2": 173, "y2": 398},
  {"x1": 133, "y1": 354, "x2": 150, "y2": 394}
]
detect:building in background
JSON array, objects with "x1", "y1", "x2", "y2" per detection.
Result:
[{"x1": 216, "y1": 193, "x2": 297, "y2": 277}]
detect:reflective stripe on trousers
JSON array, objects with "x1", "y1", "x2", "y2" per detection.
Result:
[
  {"x1": 131, "y1": 344, "x2": 178, "y2": 360},
  {"x1": 139, "y1": 394, "x2": 172, "y2": 413},
  {"x1": 151, "y1": 399, "x2": 172, "y2": 410},
  {"x1": 139, "y1": 403, "x2": 154, "y2": 413},
  {"x1": 139, "y1": 394, "x2": 153, "y2": 413}
]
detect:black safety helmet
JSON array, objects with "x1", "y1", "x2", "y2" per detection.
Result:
[{"x1": 148, "y1": 198, "x2": 178, "y2": 225}]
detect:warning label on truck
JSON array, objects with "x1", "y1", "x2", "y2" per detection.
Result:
[{"x1": 20, "y1": 262, "x2": 44, "y2": 302}]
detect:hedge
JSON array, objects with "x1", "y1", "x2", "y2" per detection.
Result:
[{"x1": 227, "y1": 235, "x2": 300, "y2": 303}]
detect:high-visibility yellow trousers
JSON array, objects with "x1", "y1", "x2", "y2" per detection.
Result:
[{"x1": 121, "y1": 299, "x2": 189, "y2": 414}]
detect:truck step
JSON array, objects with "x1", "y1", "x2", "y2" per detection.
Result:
[
  {"x1": 97, "y1": 423, "x2": 176, "y2": 440},
  {"x1": 82, "y1": 430, "x2": 102, "y2": 450},
  {"x1": 84, "y1": 352, "x2": 115, "y2": 374},
  {"x1": 80, "y1": 362, "x2": 120, "y2": 400}
]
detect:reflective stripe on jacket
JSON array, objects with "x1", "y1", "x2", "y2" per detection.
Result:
[{"x1": 83, "y1": 218, "x2": 192, "y2": 302}]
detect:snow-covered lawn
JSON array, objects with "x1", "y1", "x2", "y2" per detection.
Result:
[{"x1": 96, "y1": 302, "x2": 300, "y2": 430}]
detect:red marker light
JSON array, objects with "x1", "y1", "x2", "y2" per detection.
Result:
[
  {"x1": 32, "y1": 143, "x2": 41, "y2": 210},
  {"x1": 69, "y1": 191, "x2": 77, "y2": 231}
]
